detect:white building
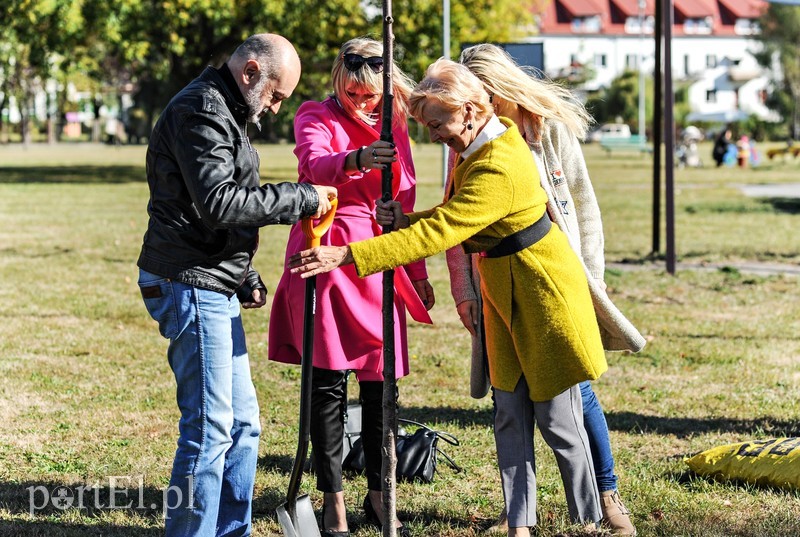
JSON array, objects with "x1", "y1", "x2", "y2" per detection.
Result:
[{"x1": 521, "y1": 0, "x2": 777, "y2": 122}]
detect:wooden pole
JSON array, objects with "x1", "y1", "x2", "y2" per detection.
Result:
[{"x1": 380, "y1": 0, "x2": 398, "y2": 534}]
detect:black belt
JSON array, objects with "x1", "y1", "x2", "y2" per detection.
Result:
[{"x1": 479, "y1": 213, "x2": 551, "y2": 258}]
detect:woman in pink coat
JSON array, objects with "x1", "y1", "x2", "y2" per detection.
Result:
[{"x1": 268, "y1": 37, "x2": 432, "y2": 537}]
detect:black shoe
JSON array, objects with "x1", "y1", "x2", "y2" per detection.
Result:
[
  {"x1": 320, "y1": 503, "x2": 350, "y2": 537},
  {"x1": 362, "y1": 495, "x2": 410, "y2": 537}
]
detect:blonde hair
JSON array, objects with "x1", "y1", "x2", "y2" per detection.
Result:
[
  {"x1": 408, "y1": 58, "x2": 492, "y2": 124},
  {"x1": 458, "y1": 44, "x2": 592, "y2": 141},
  {"x1": 331, "y1": 37, "x2": 415, "y2": 127}
]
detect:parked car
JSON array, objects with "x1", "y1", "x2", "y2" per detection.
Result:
[{"x1": 588, "y1": 123, "x2": 632, "y2": 143}]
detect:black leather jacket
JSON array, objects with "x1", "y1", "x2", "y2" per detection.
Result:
[{"x1": 138, "y1": 65, "x2": 319, "y2": 297}]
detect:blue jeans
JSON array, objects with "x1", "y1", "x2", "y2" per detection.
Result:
[
  {"x1": 579, "y1": 381, "x2": 617, "y2": 493},
  {"x1": 138, "y1": 269, "x2": 261, "y2": 537}
]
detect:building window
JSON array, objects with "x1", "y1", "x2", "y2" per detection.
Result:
[
  {"x1": 595, "y1": 54, "x2": 607, "y2": 67},
  {"x1": 624, "y1": 15, "x2": 655, "y2": 34},
  {"x1": 626, "y1": 54, "x2": 638, "y2": 69},
  {"x1": 735, "y1": 18, "x2": 760, "y2": 36},
  {"x1": 706, "y1": 55, "x2": 716, "y2": 68},
  {"x1": 684, "y1": 17, "x2": 713, "y2": 35},
  {"x1": 684, "y1": 55, "x2": 690, "y2": 76},
  {"x1": 706, "y1": 89, "x2": 717, "y2": 103},
  {"x1": 572, "y1": 15, "x2": 601, "y2": 33}
]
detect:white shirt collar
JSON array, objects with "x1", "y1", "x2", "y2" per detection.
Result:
[{"x1": 461, "y1": 115, "x2": 506, "y2": 160}]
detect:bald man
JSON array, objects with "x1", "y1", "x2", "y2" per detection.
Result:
[{"x1": 137, "y1": 33, "x2": 336, "y2": 536}]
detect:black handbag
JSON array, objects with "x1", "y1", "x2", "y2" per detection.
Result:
[
  {"x1": 340, "y1": 407, "x2": 462, "y2": 483},
  {"x1": 394, "y1": 418, "x2": 462, "y2": 483},
  {"x1": 314, "y1": 372, "x2": 463, "y2": 482}
]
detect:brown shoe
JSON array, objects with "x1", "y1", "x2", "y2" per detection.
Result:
[
  {"x1": 600, "y1": 490, "x2": 636, "y2": 536},
  {"x1": 487, "y1": 508, "x2": 508, "y2": 533}
]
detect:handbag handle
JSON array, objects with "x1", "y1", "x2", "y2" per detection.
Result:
[
  {"x1": 435, "y1": 445, "x2": 463, "y2": 473},
  {"x1": 397, "y1": 418, "x2": 464, "y2": 474},
  {"x1": 398, "y1": 418, "x2": 460, "y2": 447}
]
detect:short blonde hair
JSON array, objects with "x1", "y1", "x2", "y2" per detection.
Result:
[
  {"x1": 459, "y1": 43, "x2": 592, "y2": 141},
  {"x1": 331, "y1": 37, "x2": 414, "y2": 127},
  {"x1": 409, "y1": 58, "x2": 492, "y2": 125}
]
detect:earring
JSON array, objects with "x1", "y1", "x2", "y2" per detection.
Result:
[{"x1": 467, "y1": 122, "x2": 473, "y2": 130}]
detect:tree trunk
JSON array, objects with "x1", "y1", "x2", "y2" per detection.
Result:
[
  {"x1": 21, "y1": 95, "x2": 32, "y2": 146},
  {"x1": 0, "y1": 92, "x2": 7, "y2": 144}
]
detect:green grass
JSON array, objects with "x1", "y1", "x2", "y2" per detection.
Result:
[{"x1": 0, "y1": 141, "x2": 798, "y2": 536}]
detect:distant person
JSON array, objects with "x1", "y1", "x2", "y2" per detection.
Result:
[
  {"x1": 737, "y1": 135, "x2": 751, "y2": 168},
  {"x1": 288, "y1": 58, "x2": 608, "y2": 537},
  {"x1": 269, "y1": 37, "x2": 430, "y2": 537},
  {"x1": 453, "y1": 43, "x2": 644, "y2": 536},
  {"x1": 712, "y1": 126, "x2": 733, "y2": 167},
  {"x1": 136, "y1": 33, "x2": 336, "y2": 536}
]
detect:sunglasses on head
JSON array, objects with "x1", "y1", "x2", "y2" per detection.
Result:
[{"x1": 343, "y1": 53, "x2": 384, "y2": 73}]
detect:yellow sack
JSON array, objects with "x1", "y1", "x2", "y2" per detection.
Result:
[{"x1": 685, "y1": 437, "x2": 800, "y2": 490}]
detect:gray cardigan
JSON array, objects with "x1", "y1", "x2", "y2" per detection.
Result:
[{"x1": 446, "y1": 118, "x2": 646, "y2": 399}]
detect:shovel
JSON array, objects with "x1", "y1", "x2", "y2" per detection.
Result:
[{"x1": 277, "y1": 198, "x2": 337, "y2": 537}]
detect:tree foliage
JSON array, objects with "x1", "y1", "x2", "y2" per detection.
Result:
[
  {"x1": 755, "y1": 3, "x2": 800, "y2": 139},
  {"x1": 585, "y1": 70, "x2": 658, "y2": 133},
  {"x1": 367, "y1": 0, "x2": 540, "y2": 81},
  {"x1": 1, "y1": 0, "x2": 543, "y2": 142},
  {"x1": 0, "y1": 0, "x2": 86, "y2": 142}
]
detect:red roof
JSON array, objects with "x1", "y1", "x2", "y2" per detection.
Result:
[
  {"x1": 673, "y1": 0, "x2": 715, "y2": 18},
  {"x1": 718, "y1": 0, "x2": 764, "y2": 18},
  {"x1": 559, "y1": 0, "x2": 604, "y2": 16},
  {"x1": 611, "y1": 0, "x2": 655, "y2": 17},
  {"x1": 535, "y1": 0, "x2": 767, "y2": 36}
]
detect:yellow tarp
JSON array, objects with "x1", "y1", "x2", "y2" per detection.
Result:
[{"x1": 685, "y1": 437, "x2": 800, "y2": 490}]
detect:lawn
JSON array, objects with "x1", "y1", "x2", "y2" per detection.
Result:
[{"x1": 0, "y1": 140, "x2": 798, "y2": 536}]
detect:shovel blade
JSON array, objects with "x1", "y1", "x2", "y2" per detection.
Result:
[{"x1": 276, "y1": 494, "x2": 321, "y2": 537}]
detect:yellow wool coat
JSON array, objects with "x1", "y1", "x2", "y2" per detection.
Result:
[{"x1": 350, "y1": 119, "x2": 607, "y2": 401}]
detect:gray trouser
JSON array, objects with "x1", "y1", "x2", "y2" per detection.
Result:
[{"x1": 494, "y1": 377, "x2": 601, "y2": 528}]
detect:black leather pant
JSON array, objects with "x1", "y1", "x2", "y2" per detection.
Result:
[{"x1": 310, "y1": 368, "x2": 387, "y2": 492}]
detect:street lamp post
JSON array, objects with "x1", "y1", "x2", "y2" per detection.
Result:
[
  {"x1": 638, "y1": 0, "x2": 646, "y2": 139},
  {"x1": 441, "y1": 0, "x2": 450, "y2": 187}
]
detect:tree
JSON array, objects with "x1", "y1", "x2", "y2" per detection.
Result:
[
  {"x1": 585, "y1": 70, "x2": 656, "y2": 132},
  {"x1": 366, "y1": 0, "x2": 542, "y2": 81},
  {"x1": 1, "y1": 0, "x2": 546, "y2": 143},
  {"x1": 0, "y1": 0, "x2": 86, "y2": 143},
  {"x1": 755, "y1": 3, "x2": 800, "y2": 140}
]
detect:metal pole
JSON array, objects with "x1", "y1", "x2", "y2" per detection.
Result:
[
  {"x1": 638, "y1": 0, "x2": 646, "y2": 139},
  {"x1": 441, "y1": 0, "x2": 451, "y2": 188},
  {"x1": 663, "y1": 0, "x2": 676, "y2": 274},
  {"x1": 380, "y1": 1, "x2": 398, "y2": 534},
  {"x1": 652, "y1": 0, "x2": 662, "y2": 256}
]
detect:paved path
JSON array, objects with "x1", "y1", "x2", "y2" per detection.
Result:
[
  {"x1": 738, "y1": 183, "x2": 800, "y2": 199},
  {"x1": 608, "y1": 261, "x2": 800, "y2": 276}
]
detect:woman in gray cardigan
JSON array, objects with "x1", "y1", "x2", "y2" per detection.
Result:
[{"x1": 449, "y1": 43, "x2": 646, "y2": 536}]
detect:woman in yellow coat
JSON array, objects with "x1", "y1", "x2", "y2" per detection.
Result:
[{"x1": 289, "y1": 58, "x2": 607, "y2": 536}]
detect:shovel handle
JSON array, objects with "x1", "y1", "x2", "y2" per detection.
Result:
[{"x1": 301, "y1": 198, "x2": 338, "y2": 248}]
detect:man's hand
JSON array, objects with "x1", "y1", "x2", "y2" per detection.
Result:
[
  {"x1": 412, "y1": 279, "x2": 435, "y2": 311},
  {"x1": 312, "y1": 185, "x2": 338, "y2": 219},
  {"x1": 456, "y1": 299, "x2": 479, "y2": 336},
  {"x1": 241, "y1": 287, "x2": 267, "y2": 309}
]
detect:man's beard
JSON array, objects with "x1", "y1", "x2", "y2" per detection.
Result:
[{"x1": 245, "y1": 74, "x2": 269, "y2": 124}]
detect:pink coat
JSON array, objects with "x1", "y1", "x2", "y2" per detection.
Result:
[{"x1": 268, "y1": 98, "x2": 428, "y2": 381}]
